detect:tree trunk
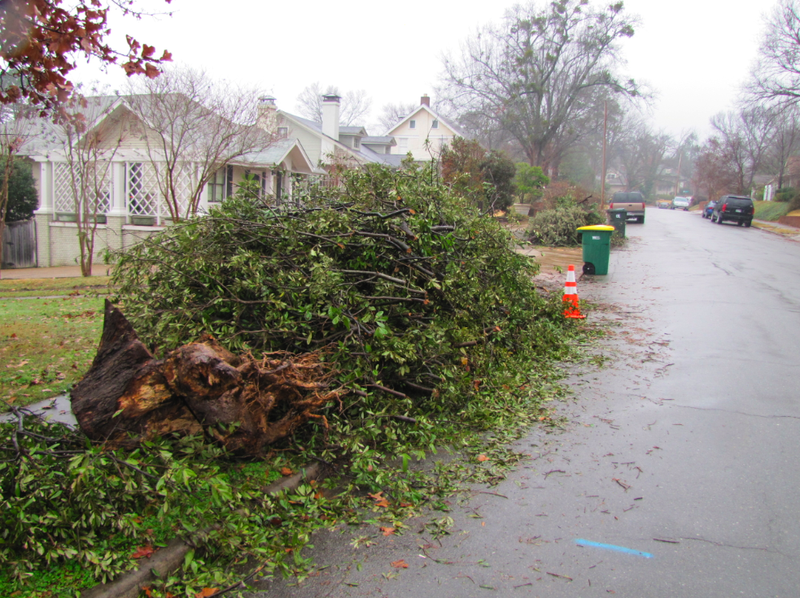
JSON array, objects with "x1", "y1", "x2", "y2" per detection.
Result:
[{"x1": 71, "y1": 300, "x2": 342, "y2": 454}]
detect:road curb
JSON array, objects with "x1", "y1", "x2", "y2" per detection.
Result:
[{"x1": 81, "y1": 462, "x2": 323, "y2": 598}]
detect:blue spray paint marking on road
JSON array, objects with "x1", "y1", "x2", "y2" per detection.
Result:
[{"x1": 574, "y1": 539, "x2": 654, "y2": 558}]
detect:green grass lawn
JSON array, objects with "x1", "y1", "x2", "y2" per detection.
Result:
[
  {"x1": 754, "y1": 201, "x2": 792, "y2": 222},
  {"x1": 0, "y1": 275, "x2": 111, "y2": 298},
  {"x1": 0, "y1": 281, "x2": 107, "y2": 410}
]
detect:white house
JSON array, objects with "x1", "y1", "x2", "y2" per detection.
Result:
[
  {"x1": 19, "y1": 95, "x2": 317, "y2": 268},
  {"x1": 385, "y1": 95, "x2": 461, "y2": 161},
  {"x1": 262, "y1": 95, "x2": 404, "y2": 171}
]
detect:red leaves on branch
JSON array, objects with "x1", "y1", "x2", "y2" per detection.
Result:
[{"x1": 0, "y1": 0, "x2": 173, "y2": 113}]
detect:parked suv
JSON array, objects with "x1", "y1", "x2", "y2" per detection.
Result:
[{"x1": 711, "y1": 195, "x2": 754, "y2": 227}]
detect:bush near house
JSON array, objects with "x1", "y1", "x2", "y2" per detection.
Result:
[{"x1": 527, "y1": 181, "x2": 604, "y2": 247}]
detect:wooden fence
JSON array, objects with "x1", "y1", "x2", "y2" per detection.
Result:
[{"x1": 1, "y1": 219, "x2": 37, "y2": 269}]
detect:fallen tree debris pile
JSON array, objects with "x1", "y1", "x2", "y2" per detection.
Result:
[
  {"x1": 71, "y1": 300, "x2": 342, "y2": 455},
  {"x1": 110, "y1": 164, "x2": 568, "y2": 419}
]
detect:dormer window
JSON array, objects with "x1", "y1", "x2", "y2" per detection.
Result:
[
  {"x1": 432, "y1": 119, "x2": 439, "y2": 129},
  {"x1": 353, "y1": 137, "x2": 360, "y2": 149},
  {"x1": 410, "y1": 120, "x2": 416, "y2": 129}
]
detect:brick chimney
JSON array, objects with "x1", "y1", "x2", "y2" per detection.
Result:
[
  {"x1": 321, "y1": 94, "x2": 341, "y2": 140},
  {"x1": 420, "y1": 94, "x2": 430, "y2": 107},
  {"x1": 256, "y1": 96, "x2": 277, "y2": 133}
]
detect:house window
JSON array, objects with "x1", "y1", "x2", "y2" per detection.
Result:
[
  {"x1": 273, "y1": 170, "x2": 283, "y2": 202},
  {"x1": 277, "y1": 127, "x2": 288, "y2": 139},
  {"x1": 226, "y1": 165, "x2": 234, "y2": 197},
  {"x1": 398, "y1": 138, "x2": 408, "y2": 150},
  {"x1": 432, "y1": 119, "x2": 439, "y2": 129},
  {"x1": 353, "y1": 137, "x2": 360, "y2": 149},
  {"x1": 208, "y1": 169, "x2": 226, "y2": 203},
  {"x1": 409, "y1": 120, "x2": 416, "y2": 129}
]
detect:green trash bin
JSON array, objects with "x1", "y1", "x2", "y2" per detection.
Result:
[
  {"x1": 606, "y1": 208, "x2": 626, "y2": 238},
  {"x1": 577, "y1": 225, "x2": 615, "y2": 275}
]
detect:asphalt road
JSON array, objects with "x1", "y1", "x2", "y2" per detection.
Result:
[{"x1": 249, "y1": 208, "x2": 800, "y2": 598}]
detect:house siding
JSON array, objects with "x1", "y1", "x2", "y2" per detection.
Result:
[{"x1": 388, "y1": 108, "x2": 457, "y2": 160}]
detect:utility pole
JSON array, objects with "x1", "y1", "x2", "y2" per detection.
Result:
[
  {"x1": 674, "y1": 151, "x2": 683, "y2": 197},
  {"x1": 600, "y1": 101, "x2": 608, "y2": 210}
]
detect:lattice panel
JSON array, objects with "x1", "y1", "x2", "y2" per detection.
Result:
[
  {"x1": 86, "y1": 162, "x2": 111, "y2": 213},
  {"x1": 169, "y1": 162, "x2": 193, "y2": 217},
  {"x1": 53, "y1": 163, "x2": 74, "y2": 213},
  {"x1": 127, "y1": 162, "x2": 160, "y2": 216},
  {"x1": 53, "y1": 162, "x2": 112, "y2": 215},
  {"x1": 127, "y1": 161, "x2": 195, "y2": 218}
]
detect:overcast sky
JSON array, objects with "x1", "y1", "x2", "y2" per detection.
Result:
[{"x1": 73, "y1": 0, "x2": 772, "y2": 139}]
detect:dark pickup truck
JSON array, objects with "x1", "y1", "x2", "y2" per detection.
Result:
[{"x1": 608, "y1": 191, "x2": 646, "y2": 224}]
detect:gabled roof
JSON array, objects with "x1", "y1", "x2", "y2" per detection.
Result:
[
  {"x1": 278, "y1": 110, "x2": 395, "y2": 167},
  {"x1": 16, "y1": 95, "x2": 126, "y2": 156},
  {"x1": 235, "y1": 138, "x2": 319, "y2": 175},
  {"x1": 385, "y1": 104, "x2": 463, "y2": 137},
  {"x1": 339, "y1": 126, "x2": 368, "y2": 136},
  {"x1": 17, "y1": 94, "x2": 302, "y2": 172}
]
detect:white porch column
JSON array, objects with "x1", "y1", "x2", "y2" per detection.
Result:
[{"x1": 107, "y1": 162, "x2": 127, "y2": 217}]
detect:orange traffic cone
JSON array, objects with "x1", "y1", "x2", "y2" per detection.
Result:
[{"x1": 563, "y1": 264, "x2": 586, "y2": 319}]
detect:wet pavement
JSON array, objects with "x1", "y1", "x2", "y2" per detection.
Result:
[{"x1": 0, "y1": 394, "x2": 76, "y2": 426}]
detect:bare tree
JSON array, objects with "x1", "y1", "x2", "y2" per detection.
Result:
[
  {"x1": 692, "y1": 138, "x2": 740, "y2": 201},
  {"x1": 57, "y1": 95, "x2": 125, "y2": 276},
  {"x1": 612, "y1": 118, "x2": 673, "y2": 197},
  {"x1": 710, "y1": 108, "x2": 775, "y2": 193},
  {"x1": 765, "y1": 106, "x2": 800, "y2": 188},
  {"x1": 440, "y1": 0, "x2": 639, "y2": 172},
  {"x1": 295, "y1": 83, "x2": 373, "y2": 126},
  {"x1": 126, "y1": 67, "x2": 275, "y2": 221},
  {"x1": 748, "y1": 0, "x2": 800, "y2": 107},
  {"x1": 376, "y1": 102, "x2": 416, "y2": 134}
]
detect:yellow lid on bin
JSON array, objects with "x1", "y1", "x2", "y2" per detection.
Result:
[{"x1": 577, "y1": 225, "x2": 615, "y2": 231}]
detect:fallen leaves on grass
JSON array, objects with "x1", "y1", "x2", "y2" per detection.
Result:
[
  {"x1": 380, "y1": 527, "x2": 395, "y2": 536},
  {"x1": 477, "y1": 454, "x2": 489, "y2": 462},
  {"x1": 131, "y1": 545, "x2": 155, "y2": 559},
  {"x1": 368, "y1": 491, "x2": 390, "y2": 508}
]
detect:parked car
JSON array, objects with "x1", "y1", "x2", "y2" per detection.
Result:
[
  {"x1": 703, "y1": 200, "x2": 716, "y2": 218},
  {"x1": 609, "y1": 191, "x2": 646, "y2": 224},
  {"x1": 711, "y1": 195, "x2": 754, "y2": 227},
  {"x1": 656, "y1": 199, "x2": 671, "y2": 209},
  {"x1": 671, "y1": 196, "x2": 691, "y2": 210}
]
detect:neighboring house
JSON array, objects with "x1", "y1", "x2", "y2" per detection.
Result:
[
  {"x1": 264, "y1": 95, "x2": 403, "y2": 170},
  {"x1": 601, "y1": 169, "x2": 628, "y2": 196},
  {"x1": 18, "y1": 95, "x2": 316, "y2": 268},
  {"x1": 385, "y1": 95, "x2": 460, "y2": 161}
]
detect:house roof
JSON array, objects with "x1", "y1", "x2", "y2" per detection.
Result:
[
  {"x1": 16, "y1": 94, "x2": 305, "y2": 172},
  {"x1": 385, "y1": 104, "x2": 463, "y2": 137},
  {"x1": 278, "y1": 110, "x2": 398, "y2": 167},
  {"x1": 362, "y1": 136, "x2": 396, "y2": 146},
  {"x1": 235, "y1": 138, "x2": 318, "y2": 175},
  {"x1": 339, "y1": 126, "x2": 368, "y2": 136}
]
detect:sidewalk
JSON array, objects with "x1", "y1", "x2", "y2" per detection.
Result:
[
  {"x1": 0, "y1": 265, "x2": 112, "y2": 279},
  {"x1": 752, "y1": 219, "x2": 800, "y2": 241}
]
